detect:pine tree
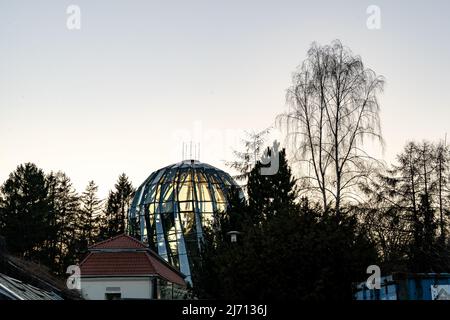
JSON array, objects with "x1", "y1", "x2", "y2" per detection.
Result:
[
  {"x1": 115, "y1": 173, "x2": 134, "y2": 234},
  {"x1": 360, "y1": 140, "x2": 450, "y2": 273},
  {"x1": 247, "y1": 147, "x2": 298, "y2": 223},
  {"x1": 46, "y1": 171, "x2": 81, "y2": 274},
  {"x1": 194, "y1": 147, "x2": 296, "y2": 296},
  {"x1": 79, "y1": 181, "x2": 102, "y2": 245},
  {"x1": 99, "y1": 190, "x2": 117, "y2": 239},
  {"x1": 99, "y1": 174, "x2": 134, "y2": 239},
  {"x1": 409, "y1": 193, "x2": 438, "y2": 272},
  {"x1": 45, "y1": 172, "x2": 63, "y2": 271},
  {"x1": 224, "y1": 186, "x2": 248, "y2": 233},
  {"x1": 0, "y1": 163, "x2": 51, "y2": 261}
]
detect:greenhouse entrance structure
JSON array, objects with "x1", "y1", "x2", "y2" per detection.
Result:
[{"x1": 128, "y1": 160, "x2": 243, "y2": 284}]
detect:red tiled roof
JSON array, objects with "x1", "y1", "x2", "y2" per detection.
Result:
[
  {"x1": 143, "y1": 252, "x2": 187, "y2": 287},
  {"x1": 79, "y1": 252, "x2": 186, "y2": 286},
  {"x1": 89, "y1": 234, "x2": 146, "y2": 249},
  {"x1": 80, "y1": 235, "x2": 186, "y2": 287}
]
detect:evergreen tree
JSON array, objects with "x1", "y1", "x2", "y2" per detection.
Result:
[
  {"x1": 361, "y1": 141, "x2": 450, "y2": 273},
  {"x1": 0, "y1": 163, "x2": 50, "y2": 261},
  {"x1": 99, "y1": 174, "x2": 134, "y2": 239},
  {"x1": 409, "y1": 193, "x2": 438, "y2": 272},
  {"x1": 79, "y1": 181, "x2": 102, "y2": 245},
  {"x1": 247, "y1": 147, "x2": 298, "y2": 223},
  {"x1": 46, "y1": 171, "x2": 81, "y2": 274},
  {"x1": 115, "y1": 173, "x2": 134, "y2": 233},
  {"x1": 101, "y1": 191, "x2": 119, "y2": 238},
  {"x1": 45, "y1": 172, "x2": 63, "y2": 271},
  {"x1": 224, "y1": 185, "x2": 248, "y2": 232}
]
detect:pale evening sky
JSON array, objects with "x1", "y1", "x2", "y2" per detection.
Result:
[{"x1": 1, "y1": 0, "x2": 449, "y2": 198}]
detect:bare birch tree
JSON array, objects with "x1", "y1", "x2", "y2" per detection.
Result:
[{"x1": 278, "y1": 40, "x2": 385, "y2": 216}]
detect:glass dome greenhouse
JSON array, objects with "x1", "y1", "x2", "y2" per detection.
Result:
[{"x1": 128, "y1": 160, "x2": 243, "y2": 283}]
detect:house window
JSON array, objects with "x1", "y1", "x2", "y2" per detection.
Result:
[
  {"x1": 105, "y1": 293, "x2": 121, "y2": 300},
  {"x1": 105, "y1": 287, "x2": 121, "y2": 300}
]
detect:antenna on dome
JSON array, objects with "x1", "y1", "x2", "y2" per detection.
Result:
[
  {"x1": 181, "y1": 141, "x2": 201, "y2": 162},
  {"x1": 182, "y1": 142, "x2": 190, "y2": 161}
]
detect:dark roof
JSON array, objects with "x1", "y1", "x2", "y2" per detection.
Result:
[
  {"x1": 0, "y1": 273, "x2": 63, "y2": 300},
  {"x1": 0, "y1": 248, "x2": 82, "y2": 300},
  {"x1": 80, "y1": 235, "x2": 186, "y2": 287}
]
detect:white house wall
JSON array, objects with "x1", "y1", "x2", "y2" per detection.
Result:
[{"x1": 81, "y1": 277, "x2": 153, "y2": 300}]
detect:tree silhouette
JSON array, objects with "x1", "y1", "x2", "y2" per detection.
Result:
[
  {"x1": 226, "y1": 128, "x2": 271, "y2": 189},
  {"x1": 360, "y1": 141, "x2": 450, "y2": 273},
  {"x1": 278, "y1": 40, "x2": 385, "y2": 216},
  {"x1": 247, "y1": 148, "x2": 298, "y2": 222},
  {"x1": 192, "y1": 148, "x2": 377, "y2": 300},
  {"x1": 79, "y1": 180, "x2": 102, "y2": 245},
  {"x1": 0, "y1": 163, "x2": 50, "y2": 261},
  {"x1": 46, "y1": 171, "x2": 81, "y2": 274},
  {"x1": 99, "y1": 174, "x2": 134, "y2": 239}
]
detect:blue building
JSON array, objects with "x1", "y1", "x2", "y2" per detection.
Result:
[{"x1": 354, "y1": 273, "x2": 450, "y2": 300}]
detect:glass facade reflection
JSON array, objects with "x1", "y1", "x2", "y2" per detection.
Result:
[{"x1": 128, "y1": 160, "x2": 243, "y2": 284}]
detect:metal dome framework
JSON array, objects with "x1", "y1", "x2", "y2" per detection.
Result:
[{"x1": 128, "y1": 160, "x2": 241, "y2": 283}]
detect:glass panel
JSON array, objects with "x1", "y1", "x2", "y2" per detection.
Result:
[
  {"x1": 163, "y1": 168, "x2": 178, "y2": 183},
  {"x1": 160, "y1": 201, "x2": 173, "y2": 213},
  {"x1": 196, "y1": 183, "x2": 211, "y2": 202},
  {"x1": 150, "y1": 169, "x2": 166, "y2": 185},
  {"x1": 220, "y1": 173, "x2": 234, "y2": 186},
  {"x1": 178, "y1": 201, "x2": 193, "y2": 211},
  {"x1": 161, "y1": 212, "x2": 175, "y2": 234},
  {"x1": 154, "y1": 185, "x2": 161, "y2": 203},
  {"x1": 207, "y1": 173, "x2": 221, "y2": 184},
  {"x1": 179, "y1": 182, "x2": 194, "y2": 201},
  {"x1": 155, "y1": 214, "x2": 168, "y2": 261},
  {"x1": 212, "y1": 184, "x2": 226, "y2": 202},
  {"x1": 193, "y1": 171, "x2": 207, "y2": 183},
  {"x1": 144, "y1": 184, "x2": 158, "y2": 203},
  {"x1": 131, "y1": 185, "x2": 144, "y2": 207},
  {"x1": 161, "y1": 183, "x2": 175, "y2": 202},
  {"x1": 177, "y1": 170, "x2": 192, "y2": 183},
  {"x1": 198, "y1": 201, "x2": 213, "y2": 212},
  {"x1": 179, "y1": 211, "x2": 195, "y2": 233}
]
